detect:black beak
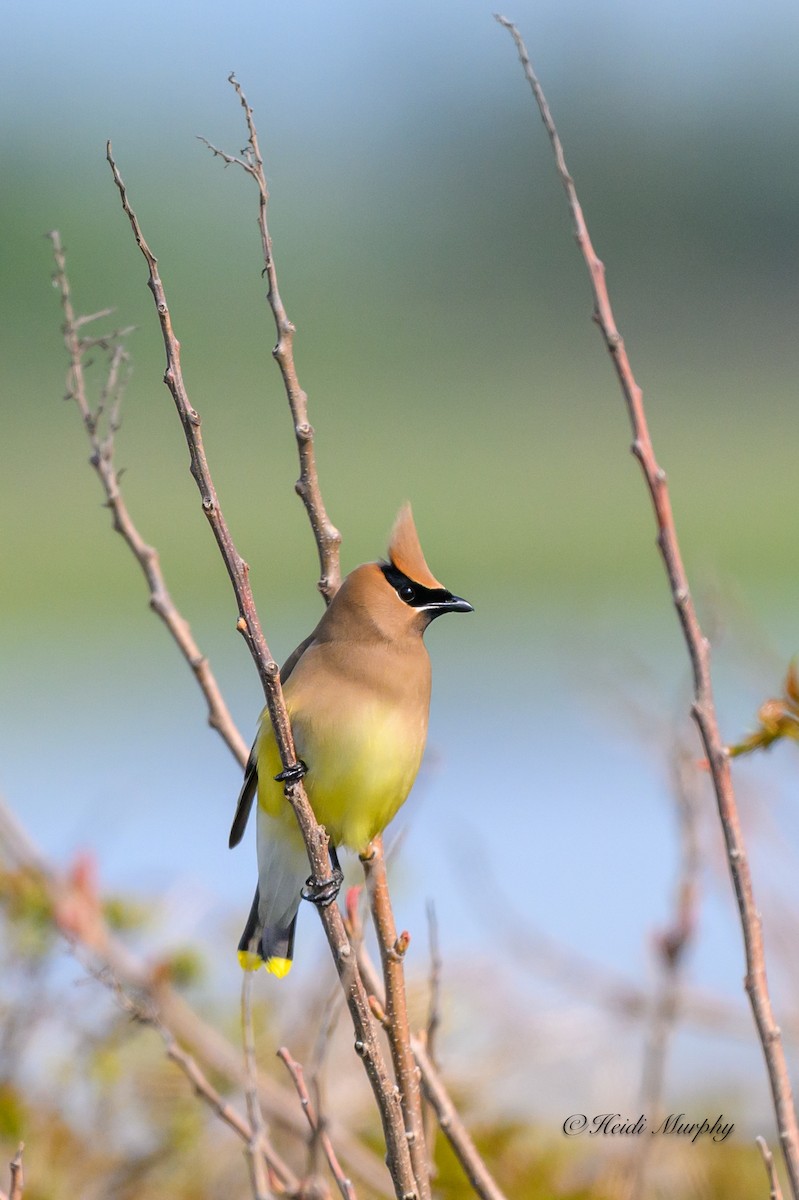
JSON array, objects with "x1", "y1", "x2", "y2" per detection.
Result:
[
  {"x1": 424, "y1": 593, "x2": 474, "y2": 619},
  {"x1": 445, "y1": 594, "x2": 474, "y2": 613}
]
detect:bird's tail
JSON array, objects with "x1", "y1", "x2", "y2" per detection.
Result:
[
  {"x1": 238, "y1": 817, "x2": 306, "y2": 978},
  {"x1": 237, "y1": 886, "x2": 298, "y2": 978}
]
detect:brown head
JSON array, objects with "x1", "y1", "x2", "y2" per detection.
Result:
[{"x1": 315, "y1": 504, "x2": 473, "y2": 646}]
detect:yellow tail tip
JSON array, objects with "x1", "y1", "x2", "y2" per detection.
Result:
[
  {"x1": 238, "y1": 949, "x2": 264, "y2": 972},
  {"x1": 237, "y1": 950, "x2": 293, "y2": 978},
  {"x1": 265, "y1": 956, "x2": 292, "y2": 979}
]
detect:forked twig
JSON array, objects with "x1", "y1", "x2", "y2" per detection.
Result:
[
  {"x1": 496, "y1": 15, "x2": 799, "y2": 1196},
  {"x1": 278, "y1": 1047, "x2": 357, "y2": 1200},
  {"x1": 49, "y1": 230, "x2": 248, "y2": 768},
  {"x1": 199, "y1": 73, "x2": 341, "y2": 605},
  {"x1": 105, "y1": 145, "x2": 416, "y2": 1200}
]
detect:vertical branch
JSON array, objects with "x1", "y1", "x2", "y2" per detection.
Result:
[
  {"x1": 199, "y1": 75, "x2": 342, "y2": 604},
  {"x1": 241, "y1": 971, "x2": 274, "y2": 1200},
  {"x1": 496, "y1": 16, "x2": 799, "y2": 1196},
  {"x1": 0, "y1": 1145, "x2": 24, "y2": 1200},
  {"x1": 421, "y1": 902, "x2": 442, "y2": 1177},
  {"x1": 639, "y1": 740, "x2": 700, "y2": 1114},
  {"x1": 347, "y1": 888, "x2": 509, "y2": 1200},
  {"x1": 105, "y1": 149, "x2": 416, "y2": 1200},
  {"x1": 49, "y1": 231, "x2": 248, "y2": 768},
  {"x1": 362, "y1": 838, "x2": 430, "y2": 1200},
  {"x1": 629, "y1": 737, "x2": 701, "y2": 1199}
]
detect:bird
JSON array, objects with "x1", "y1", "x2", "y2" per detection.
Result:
[{"x1": 230, "y1": 503, "x2": 472, "y2": 977}]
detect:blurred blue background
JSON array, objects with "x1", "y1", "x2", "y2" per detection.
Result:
[{"x1": 3, "y1": 0, "x2": 799, "y2": 1127}]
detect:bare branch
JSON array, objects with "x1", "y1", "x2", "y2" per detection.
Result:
[
  {"x1": 362, "y1": 838, "x2": 430, "y2": 1199},
  {"x1": 49, "y1": 230, "x2": 248, "y2": 768},
  {"x1": 496, "y1": 15, "x2": 799, "y2": 1196},
  {"x1": 104, "y1": 148, "x2": 415, "y2": 1199},
  {"x1": 346, "y1": 890, "x2": 508, "y2": 1200},
  {"x1": 0, "y1": 796, "x2": 390, "y2": 1198},
  {"x1": 758, "y1": 1135, "x2": 786, "y2": 1200},
  {"x1": 278, "y1": 1047, "x2": 356, "y2": 1200},
  {"x1": 200, "y1": 74, "x2": 342, "y2": 604},
  {"x1": 82, "y1": 952, "x2": 298, "y2": 1193},
  {"x1": 52, "y1": 875, "x2": 298, "y2": 1192},
  {"x1": 165, "y1": 1025, "x2": 296, "y2": 1195},
  {"x1": 241, "y1": 971, "x2": 277, "y2": 1200}
]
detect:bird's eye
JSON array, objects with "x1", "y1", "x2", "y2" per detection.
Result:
[{"x1": 399, "y1": 584, "x2": 415, "y2": 603}]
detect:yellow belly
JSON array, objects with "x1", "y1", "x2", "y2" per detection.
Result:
[{"x1": 256, "y1": 699, "x2": 424, "y2": 851}]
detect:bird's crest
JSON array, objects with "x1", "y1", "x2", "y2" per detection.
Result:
[{"x1": 387, "y1": 503, "x2": 444, "y2": 589}]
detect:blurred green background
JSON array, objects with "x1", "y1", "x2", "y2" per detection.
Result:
[
  {"x1": 4, "y1": 0, "x2": 798, "y2": 623},
  {"x1": 3, "y1": 0, "x2": 799, "y2": 1189}
]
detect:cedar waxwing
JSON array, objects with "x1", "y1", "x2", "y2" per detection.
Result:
[{"x1": 230, "y1": 504, "x2": 472, "y2": 977}]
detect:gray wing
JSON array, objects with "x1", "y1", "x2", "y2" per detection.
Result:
[
  {"x1": 228, "y1": 631, "x2": 318, "y2": 849},
  {"x1": 229, "y1": 743, "x2": 258, "y2": 848}
]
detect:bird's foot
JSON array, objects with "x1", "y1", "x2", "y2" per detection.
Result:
[
  {"x1": 301, "y1": 867, "x2": 344, "y2": 908},
  {"x1": 274, "y1": 759, "x2": 308, "y2": 784}
]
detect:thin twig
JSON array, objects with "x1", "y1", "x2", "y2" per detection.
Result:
[
  {"x1": 421, "y1": 901, "x2": 442, "y2": 1178},
  {"x1": 758, "y1": 1136, "x2": 786, "y2": 1200},
  {"x1": 199, "y1": 73, "x2": 341, "y2": 605},
  {"x1": 105, "y1": 148, "x2": 416, "y2": 1200},
  {"x1": 80, "y1": 938, "x2": 297, "y2": 1193},
  {"x1": 49, "y1": 231, "x2": 248, "y2": 768},
  {"x1": 629, "y1": 735, "x2": 702, "y2": 1200},
  {"x1": 362, "y1": 838, "x2": 430, "y2": 1200},
  {"x1": 166, "y1": 1035, "x2": 297, "y2": 1195},
  {"x1": 306, "y1": 974, "x2": 347, "y2": 1176},
  {"x1": 0, "y1": 796, "x2": 390, "y2": 1197},
  {"x1": 308, "y1": 979, "x2": 346, "y2": 1088},
  {"x1": 86, "y1": 954, "x2": 297, "y2": 1193},
  {"x1": 242, "y1": 971, "x2": 275, "y2": 1200},
  {"x1": 1, "y1": 1145, "x2": 24, "y2": 1200},
  {"x1": 167, "y1": 1038, "x2": 278, "y2": 1168},
  {"x1": 496, "y1": 16, "x2": 799, "y2": 1197},
  {"x1": 347, "y1": 890, "x2": 508, "y2": 1200},
  {"x1": 423, "y1": 902, "x2": 442, "y2": 1071},
  {"x1": 642, "y1": 740, "x2": 701, "y2": 1110},
  {"x1": 278, "y1": 1047, "x2": 357, "y2": 1200}
]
